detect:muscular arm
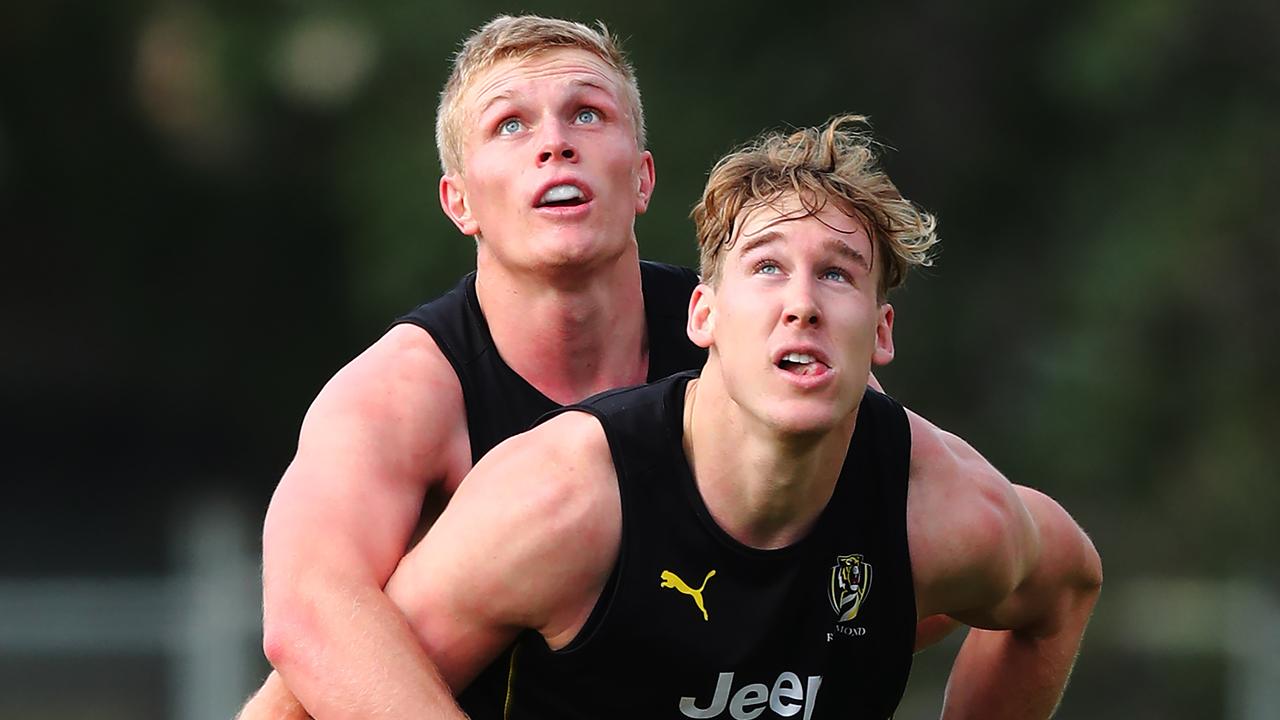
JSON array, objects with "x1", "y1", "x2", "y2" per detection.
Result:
[
  {"x1": 908, "y1": 412, "x2": 1103, "y2": 720},
  {"x1": 382, "y1": 411, "x2": 620, "y2": 701},
  {"x1": 240, "y1": 325, "x2": 473, "y2": 719},
  {"x1": 939, "y1": 485, "x2": 1102, "y2": 719}
]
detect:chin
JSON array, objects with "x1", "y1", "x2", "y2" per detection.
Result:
[
  {"x1": 759, "y1": 405, "x2": 849, "y2": 439},
  {"x1": 543, "y1": 235, "x2": 630, "y2": 270}
]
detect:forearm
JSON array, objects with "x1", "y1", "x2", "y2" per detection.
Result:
[
  {"x1": 237, "y1": 671, "x2": 309, "y2": 720},
  {"x1": 940, "y1": 593, "x2": 1098, "y2": 720},
  {"x1": 261, "y1": 580, "x2": 468, "y2": 720}
]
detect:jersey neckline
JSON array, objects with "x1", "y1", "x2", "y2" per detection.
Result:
[{"x1": 660, "y1": 371, "x2": 867, "y2": 564}]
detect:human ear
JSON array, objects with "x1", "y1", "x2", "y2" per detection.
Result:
[
  {"x1": 440, "y1": 174, "x2": 480, "y2": 236},
  {"x1": 872, "y1": 303, "x2": 895, "y2": 366},
  {"x1": 635, "y1": 151, "x2": 656, "y2": 215},
  {"x1": 686, "y1": 282, "x2": 715, "y2": 349}
]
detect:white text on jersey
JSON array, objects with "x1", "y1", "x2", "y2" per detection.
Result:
[{"x1": 679, "y1": 671, "x2": 822, "y2": 720}]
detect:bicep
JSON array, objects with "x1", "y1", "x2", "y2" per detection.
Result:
[
  {"x1": 385, "y1": 415, "x2": 621, "y2": 690},
  {"x1": 906, "y1": 408, "x2": 1102, "y2": 638},
  {"x1": 908, "y1": 410, "x2": 1038, "y2": 620},
  {"x1": 262, "y1": 327, "x2": 469, "y2": 589},
  {"x1": 964, "y1": 486, "x2": 1102, "y2": 636}
]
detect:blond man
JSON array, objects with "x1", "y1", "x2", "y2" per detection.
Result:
[
  {"x1": 379, "y1": 115, "x2": 1103, "y2": 719},
  {"x1": 241, "y1": 15, "x2": 705, "y2": 719}
]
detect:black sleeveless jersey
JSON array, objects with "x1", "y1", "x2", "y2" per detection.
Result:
[
  {"x1": 463, "y1": 371, "x2": 916, "y2": 720},
  {"x1": 393, "y1": 260, "x2": 707, "y2": 464},
  {"x1": 395, "y1": 261, "x2": 707, "y2": 712}
]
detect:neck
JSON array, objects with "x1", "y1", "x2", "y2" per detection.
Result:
[
  {"x1": 474, "y1": 244, "x2": 649, "y2": 405},
  {"x1": 682, "y1": 366, "x2": 859, "y2": 550}
]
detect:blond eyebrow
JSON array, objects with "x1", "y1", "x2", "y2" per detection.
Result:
[
  {"x1": 478, "y1": 90, "x2": 516, "y2": 118},
  {"x1": 736, "y1": 230, "x2": 870, "y2": 271},
  {"x1": 479, "y1": 78, "x2": 616, "y2": 118},
  {"x1": 570, "y1": 78, "x2": 612, "y2": 95}
]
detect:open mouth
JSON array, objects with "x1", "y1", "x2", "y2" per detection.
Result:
[
  {"x1": 777, "y1": 352, "x2": 830, "y2": 376},
  {"x1": 536, "y1": 183, "x2": 589, "y2": 209}
]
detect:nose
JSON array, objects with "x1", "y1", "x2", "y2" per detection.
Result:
[
  {"x1": 536, "y1": 123, "x2": 578, "y2": 166},
  {"x1": 783, "y1": 278, "x2": 821, "y2": 328}
]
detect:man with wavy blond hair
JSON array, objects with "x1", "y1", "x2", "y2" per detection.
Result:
[
  {"x1": 691, "y1": 113, "x2": 937, "y2": 298},
  {"x1": 374, "y1": 115, "x2": 1103, "y2": 719}
]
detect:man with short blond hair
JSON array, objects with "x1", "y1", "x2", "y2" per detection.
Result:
[
  {"x1": 434, "y1": 15, "x2": 646, "y2": 177},
  {"x1": 240, "y1": 15, "x2": 705, "y2": 719}
]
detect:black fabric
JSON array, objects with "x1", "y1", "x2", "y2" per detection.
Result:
[
  {"x1": 394, "y1": 260, "x2": 706, "y2": 464},
  {"x1": 462, "y1": 371, "x2": 917, "y2": 720},
  {"x1": 394, "y1": 261, "x2": 706, "y2": 713}
]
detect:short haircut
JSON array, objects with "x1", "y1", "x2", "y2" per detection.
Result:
[
  {"x1": 692, "y1": 114, "x2": 938, "y2": 299},
  {"x1": 435, "y1": 14, "x2": 645, "y2": 175}
]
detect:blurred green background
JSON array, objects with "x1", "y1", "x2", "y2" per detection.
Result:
[{"x1": 2, "y1": 1, "x2": 1277, "y2": 718}]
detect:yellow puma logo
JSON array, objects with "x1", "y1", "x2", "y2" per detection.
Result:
[{"x1": 660, "y1": 569, "x2": 716, "y2": 621}]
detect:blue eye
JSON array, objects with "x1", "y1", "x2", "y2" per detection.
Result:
[
  {"x1": 498, "y1": 118, "x2": 523, "y2": 135},
  {"x1": 575, "y1": 108, "x2": 600, "y2": 124},
  {"x1": 755, "y1": 261, "x2": 781, "y2": 275},
  {"x1": 821, "y1": 268, "x2": 849, "y2": 282}
]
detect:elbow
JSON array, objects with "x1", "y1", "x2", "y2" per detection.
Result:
[
  {"x1": 260, "y1": 563, "x2": 385, "y2": 672},
  {"x1": 261, "y1": 587, "x2": 319, "y2": 671},
  {"x1": 260, "y1": 566, "x2": 335, "y2": 672},
  {"x1": 1038, "y1": 513, "x2": 1105, "y2": 638},
  {"x1": 1056, "y1": 540, "x2": 1104, "y2": 640},
  {"x1": 261, "y1": 624, "x2": 292, "y2": 670},
  {"x1": 1075, "y1": 530, "x2": 1105, "y2": 600},
  {"x1": 262, "y1": 614, "x2": 301, "y2": 670},
  {"x1": 1050, "y1": 497, "x2": 1104, "y2": 604}
]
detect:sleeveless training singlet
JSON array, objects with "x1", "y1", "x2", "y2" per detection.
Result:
[
  {"x1": 394, "y1": 260, "x2": 706, "y2": 463},
  {"x1": 465, "y1": 371, "x2": 916, "y2": 720},
  {"x1": 394, "y1": 261, "x2": 708, "y2": 711}
]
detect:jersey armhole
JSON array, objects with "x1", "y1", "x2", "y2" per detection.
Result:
[{"x1": 531, "y1": 406, "x2": 628, "y2": 657}]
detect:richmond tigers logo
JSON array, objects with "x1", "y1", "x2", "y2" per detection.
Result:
[{"x1": 829, "y1": 553, "x2": 872, "y2": 623}]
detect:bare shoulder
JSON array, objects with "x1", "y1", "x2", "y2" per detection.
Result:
[
  {"x1": 262, "y1": 324, "x2": 470, "y2": 587},
  {"x1": 451, "y1": 409, "x2": 620, "y2": 568},
  {"x1": 387, "y1": 409, "x2": 621, "y2": 667},
  {"x1": 905, "y1": 409, "x2": 1103, "y2": 629},
  {"x1": 307, "y1": 323, "x2": 462, "y2": 430},
  {"x1": 473, "y1": 410, "x2": 615, "y2": 493},
  {"x1": 294, "y1": 323, "x2": 470, "y2": 487},
  {"x1": 904, "y1": 409, "x2": 1033, "y2": 618}
]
